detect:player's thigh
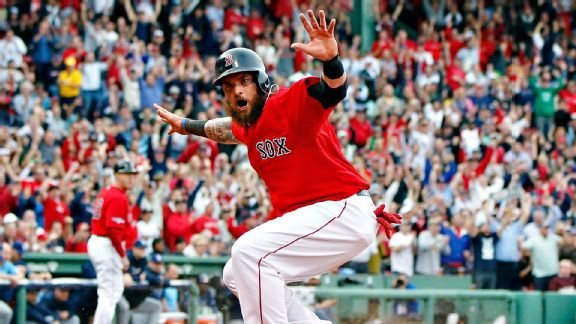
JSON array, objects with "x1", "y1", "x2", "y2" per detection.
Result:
[{"x1": 233, "y1": 195, "x2": 377, "y2": 281}]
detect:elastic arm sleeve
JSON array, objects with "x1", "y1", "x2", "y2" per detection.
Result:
[
  {"x1": 108, "y1": 227, "x2": 126, "y2": 257},
  {"x1": 306, "y1": 79, "x2": 348, "y2": 109}
]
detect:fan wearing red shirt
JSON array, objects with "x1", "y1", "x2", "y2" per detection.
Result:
[
  {"x1": 559, "y1": 81, "x2": 576, "y2": 114},
  {"x1": 155, "y1": 10, "x2": 401, "y2": 324},
  {"x1": 42, "y1": 185, "x2": 71, "y2": 234},
  {"x1": 371, "y1": 30, "x2": 393, "y2": 58},
  {"x1": 246, "y1": 8, "x2": 265, "y2": 42},
  {"x1": 0, "y1": 172, "x2": 17, "y2": 218},
  {"x1": 65, "y1": 222, "x2": 90, "y2": 253},
  {"x1": 164, "y1": 196, "x2": 194, "y2": 252},
  {"x1": 191, "y1": 202, "x2": 221, "y2": 236},
  {"x1": 349, "y1": 108, "x2": 374, "y2": 148},
  {"x1": 87, "y1": 160, "x2": 138, "y2": 324}
]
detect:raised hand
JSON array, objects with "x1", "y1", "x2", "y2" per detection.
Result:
[
  {"x1": 291, "y1": 10, "x2": 338, "y2": 61},
  {"x1": 154, "y1": 103, "x2": 185, "y2": 135}
]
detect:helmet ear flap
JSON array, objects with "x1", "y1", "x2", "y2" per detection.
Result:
[{"x1": 258, "y1": 71, "x2": 271, "y2": 94}]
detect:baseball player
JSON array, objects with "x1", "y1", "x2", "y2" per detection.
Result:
[
  {"x1": 155, "y1": 10, "x2": 401, "y2": 324},
  {"x1": 87, "y1": 160, "x2": 138, "y2": 324}
]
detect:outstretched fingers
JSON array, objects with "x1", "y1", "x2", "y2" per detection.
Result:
[
  {"x1": 328, "y1": 18, "x2": 336, "y2": 35},
  {"x1": 299, "y1": 13, "x2": 314, "y2": 34},
  {"x1": 153, "y1": 103, "x2": 166, "y2": 115},
  {"x1": 307, "y1": 10, "x2": 320, "y2": 29},
  {"x1": 319, "y1": 10, "x2": 326, "y2": 30}
]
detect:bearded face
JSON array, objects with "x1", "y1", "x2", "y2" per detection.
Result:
[{"x1": 221, "y1": 73, "x2": 267, "y2": 127}]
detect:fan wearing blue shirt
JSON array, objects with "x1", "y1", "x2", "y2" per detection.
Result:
[{"x1": 0, "y1": 243, "x2": 21, "y2": 323}]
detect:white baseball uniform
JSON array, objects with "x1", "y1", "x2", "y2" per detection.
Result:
[
  {"x1": 88, "y1": 185, "x2": 132, "y2": 324},
  {"x1": 223, "y1": 193, "x2": 378, "y2": 323}
]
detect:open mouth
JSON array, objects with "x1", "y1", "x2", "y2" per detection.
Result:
[{"x1": 236, "y1": 99, "x2": 248, "y2": 111}]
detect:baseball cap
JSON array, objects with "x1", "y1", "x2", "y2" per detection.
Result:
[
  {"x1": 198, "y1": 274, "x2": 210, "y2": 284},
  {"x1": 114, "y1": 160, "x2": 138, "y2": 175},
  {"x1": 37, "y1": 229, "x2": 48, "y2": 241},
  {"x1": 134, "y1": 240, "x2": 146, "y2": 249},
  {"x1": 3, "y1": 213, "x2": 18, "y2": 225},
  {"x1": 150, "y1": 253, "x2": 163, "y2": 263}
]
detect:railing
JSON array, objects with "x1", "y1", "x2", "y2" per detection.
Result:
[
  {"x1": 5, "y1": 278, "x2": 576, "y2": 323},
  {"x1": 0, "y1": 278, "x2": 199, "y2": 324},
  {"x1": 23, "y1": 253, "x2": 228, "y2": 276},
  {"x1": 314, "y1": 288, "x2": 520, "y2": 324},
  {"x1": 314, "y1": 288, "x2": 576, "y2": 324}
]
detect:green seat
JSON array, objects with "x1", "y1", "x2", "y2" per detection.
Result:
[{"x1": 543, "y1": 292, "x2": 576, "y2": 324}]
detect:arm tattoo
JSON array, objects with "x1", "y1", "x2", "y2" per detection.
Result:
[
  {"x1": 204, "y1": 117, "x2": 242, "y2": 144},
  {"x1": 182, "y1": 119, "x2": 207, "y2": 137}
]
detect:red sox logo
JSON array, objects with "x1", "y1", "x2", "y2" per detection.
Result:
[
  {"x1": 224, "y1": 54, "x2": 234, "y2": 67},
  {"x1": 256, "y1": 137, "x2": 291, "y2": 160}
]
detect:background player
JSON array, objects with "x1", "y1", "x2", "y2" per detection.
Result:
[
  {"x1": 87, "y1": 160, "x2": 138, "y2": 324},
  {"x1": 155, "y1": 10, "x2": 401, "y2": 324}
]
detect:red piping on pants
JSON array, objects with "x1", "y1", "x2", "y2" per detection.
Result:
[{"x1": 257, "y1": 201, "x2": 348, "y2": 324}]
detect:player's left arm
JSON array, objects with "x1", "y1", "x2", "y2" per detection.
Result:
[{"x1": 291, "y1": 10, "x2": 347, "y2": 109}]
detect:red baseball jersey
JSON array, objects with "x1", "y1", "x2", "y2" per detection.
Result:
[
  {"x1": 232, "y1": 77, "x2": 369, "y2": 215},
  {"x1": 91, "y1": 186, "x2": 131, "y2": 237}
]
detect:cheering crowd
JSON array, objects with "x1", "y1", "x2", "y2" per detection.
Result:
[{"x1": 1, "y1": 0, "x2": 576, "y2": 320}]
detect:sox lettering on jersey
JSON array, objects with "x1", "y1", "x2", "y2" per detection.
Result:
[{"x1": 255, "y1": 137, "x2": 291, "y2": 160}]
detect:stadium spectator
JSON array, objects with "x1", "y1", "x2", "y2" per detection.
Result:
[
  {"x1": 548, "y1": 259, "x2": 576, "y2": 292},
  {"x1": 495, "y1": 196, "x2": 530, "y2": 290},
  {"x1": 470, "y1": 221, "x2": 499, "y2": 289},
  {"x1": 57, "y1": 56, "x2": 82, "y2": 115},
  {"x1": 183, "y1": 233, "x2": 211, "y2": 257},
  {"x1": 127, "y1": 240, "x2": 148, "y2": 282},
  {"x1": 162, "y1": 264, "x2": 182, "y2": 312},
  {"x1": 0, "y1": 243, "x2": 19, "y2": 323},
  {"x1": 39, "y1": 287, "x2": 81, "y2": 324},
  {"x1": 391, "y1": 274, "x2": 418, "y2": 318},
  {"x1": 523, "y1": 222, "x2": 563, "y2": 291},
  {"x1": 64, "y1": 222, "x2": 90, "y2": 253},
  {"x1": 198, "y1": 273, "x2": 218, "y2": 314},
  {"x1": 416, "y1": 217, "x2": 449, "y2": 275},
  {"x1": 26, "y1": 288, "x2": 60, "y2": 324},
  {"x1": 441, "y1": 213, "x2": 471, "y2": 275},
  {"x1": 389, "y1": 220, "x2": 416, "y2": 277},
  {"x1": 137, "y1": 208, "x2": 161, "y2": 252},
  {"x1": 146, "y1": 253, "x2": 166, "y2": 300}
]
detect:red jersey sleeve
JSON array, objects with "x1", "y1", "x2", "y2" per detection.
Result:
[
  {"x1": 231, "y1": 121, "x2": 248, "y2": 144},
  {"x1": 104, "y1": 196, "x2": 129, "y2": 230},
  {"x1": 281, "y1": 77, "x2": 335, "y2": 131}
]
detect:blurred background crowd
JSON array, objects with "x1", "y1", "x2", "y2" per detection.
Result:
[{"x1": 1, "y1": 0, "x2": 576, "y2": 321}]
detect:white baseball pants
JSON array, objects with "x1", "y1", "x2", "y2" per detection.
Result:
[
  {"x1": 88, "y1": 235, "x2": 124, "y2": 324},
  {"x1": 223, "y1": 194, "x2": 378, "y2": 324}
]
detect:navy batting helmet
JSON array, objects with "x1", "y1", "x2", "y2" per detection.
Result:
[{"x1": 213, "y1": 48, "x2": 271, "y2": 93}]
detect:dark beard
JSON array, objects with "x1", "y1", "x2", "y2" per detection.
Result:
[{"x1": 224, "y1": 93, "x2": 267, "y2": 127}]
